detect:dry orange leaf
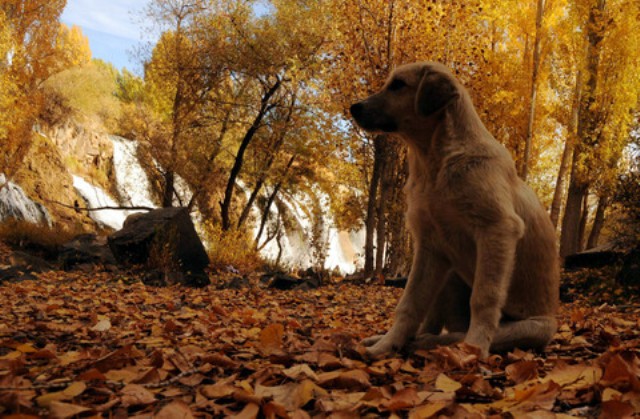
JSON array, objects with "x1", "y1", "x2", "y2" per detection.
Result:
[
  {"x1": 120, "y1": 383, "x2": 156, "y2": 406},
  {"x1": 383, "y1": 387, "x2": 422, "y2": 411},
  {"x1": 155, "y1": 400, "x2": 195, "y2": 419},
  {"x1": 259, "y1": 323, "x2": 284, "y2": 355},
  {"x1": 506, "y1": 360, "x2": 539, "y2": 384}
]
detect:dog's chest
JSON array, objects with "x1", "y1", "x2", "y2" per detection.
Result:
[{"x1": 406, "y1": 184, "x2": 476, "y2": 275}]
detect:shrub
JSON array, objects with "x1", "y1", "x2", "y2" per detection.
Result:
[
  {"x1": 205, "y1": 223, "x2": 263, "y2": 272},
  {"x1": 0, "y1": 219, "x2": 78, "y2": 257}
]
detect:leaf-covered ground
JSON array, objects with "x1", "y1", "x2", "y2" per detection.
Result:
[{"x1": 1, "y1": 253, "x2": 639, "y2": 417}]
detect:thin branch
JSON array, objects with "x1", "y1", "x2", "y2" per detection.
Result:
[{"x1": 48, "y1": 200, "x2": 155, "y2": 213}]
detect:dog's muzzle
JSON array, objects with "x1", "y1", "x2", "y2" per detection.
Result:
[{"x1": 350, "y1": 101, "x2": 398, "y2": 133}]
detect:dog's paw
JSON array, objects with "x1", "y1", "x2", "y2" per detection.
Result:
[
  {"x1": 463, "y1": 333, "x2": 490, "y2": 359},
  {"x1": 365, "y1": 334, "x2": 403, "y2": 357},
  {"x1": 407, "y1": 333, "x2": 441, "y2": 352},
  {"x1": 362, "y1": 334, "x2": 384, "y2": 347}
]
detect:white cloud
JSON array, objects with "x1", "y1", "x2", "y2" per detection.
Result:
[{"x1": 61, "y1": 0, "x2": 149, "y2": 41}]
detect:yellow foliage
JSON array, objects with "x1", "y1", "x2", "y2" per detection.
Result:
[
  {"x1": 0, "y1": 219, "x2": 79, "y2": 251},
  {"x1": 205, "y1": 223, "x2": 263, "y2": 272}
]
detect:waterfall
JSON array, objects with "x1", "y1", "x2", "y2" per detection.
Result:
[
  {"x1": 255, "y1": 188, "x2": 365, "y2": 274},
  {"x1": 0, "y1": 174, "x2": 52, "y2": 226},
  {"x1": 78, "y1": 135, "x2": 366, "y2": 274},
  {"x1": 111, "y1": 136, "x2": 156, "y2": 208},
  {"x1": 72, "y1": 175, "x2": 130, "y2": 230}
]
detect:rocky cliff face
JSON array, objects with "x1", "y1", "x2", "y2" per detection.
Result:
[
  {"x1": 41, "y1": 122, "x2": 113, "y2": 173},
  {"x1": 2, "y1": 121, "x2": 119, "y2": 230}
]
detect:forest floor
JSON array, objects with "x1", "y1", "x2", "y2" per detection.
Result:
[{"x1": 0, "y1": 242, "x2": 639, "y2": 418}]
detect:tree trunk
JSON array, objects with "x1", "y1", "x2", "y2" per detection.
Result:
[
  {"x1": 386, "y1": 147, "x2": 408, "y2": 277},
  {"x1": 559, "y1": 0, "x2": 605, "y2": 257},
  {"x1": 161, "y1": 170, "x2": 175, "y2": 208},
  {"x1": 255, "y1": 154, "x2": 296, "y2": 248},
  {"x1": 363, "y1": 136, "x2": 385, "y2": 277},
  {"x1": 237, "y1": 97, "x2": 294, "y2": 229},
  {"x1": 522, "y1": 0, "x2": 545, "y2": 181},
  {"x1": 587, "y1": 195, "x2": 608, "y2": 249},
  {"x1": 220, "y1": 78, "x2": 282, "y2": 231},
  {"x1": 550, "y1": 71, "x2": 582, "y2": 228},
  {"x1": 375, "y1": 142, "x2": 390, "y2": 276},
  {"x1": 578, "y1": 191, "x2": 590, "y2": 252},
  {"x1": 560, "y1": 157, "x2": 589, "y2": 258}
]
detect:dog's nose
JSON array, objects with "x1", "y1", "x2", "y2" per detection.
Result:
[{"x1": 350, "y1": 102, "x2": 364, "y2": 118}]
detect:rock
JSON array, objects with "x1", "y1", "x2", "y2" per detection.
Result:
[
  {"x1": 59, "y1": 234, "x2": 117, "y2": 271},
  {"x1": 223, "y1": 276, "x2": 251, "y2": 289},
  {"x1": 9, "y1": 251, "x2": 53, "y2": 272},
  {"x1": 617, "y1": 248, "x2": 640, "y2": 286},
  {"x1": 384, "y1": 277, "x2": 408, "y2": 288},
  {"x1": 0, "y1": 174, "x2": 52, "y2": 226},
  {"x1": 108, "y1": 208, "x2": 210, "y2": 287},
  {"x1": 0, "y1": 266, "x2": 38, "y2": 283},
  {"x1": 264, "y1": 272, "x2": 321, "y2": 291},
  {"x1": 564, "y1": 244, "x2": 623, "y2": 270}
]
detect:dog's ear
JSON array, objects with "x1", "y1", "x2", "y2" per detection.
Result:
[{"x1": 415, "y1": 68, "x2": 459, "y2": 116}]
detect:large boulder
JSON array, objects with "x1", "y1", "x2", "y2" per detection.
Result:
[
  {"x1": 59, "y1": 234, "x2": 117, "y2": 271},
  {"x1": 108, "y1": 208, "x2": 210, "y2": 287},
  {"x1": 617, "y1": 248, "x2": 640, "y2": 286}
]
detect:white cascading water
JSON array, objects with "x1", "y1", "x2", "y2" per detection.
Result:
[
  {"x1": 255, "y1": 188, "x2": 365, "y2": 274},
  {"x1": 73, "y1": 136, "x2": 157, "y2": 230},
  {"x1": 111, "y1": 136, "x2": 157, "y2": 209},
  {"x1": 0, "y1": 174, "x2": 53, "y2": 226},
  {"x1": 72, "y1": 175, "x2": 129, "y2": 230},
  {"x1": 75, "y1": 136, "x2": 365, "y2": 274}
]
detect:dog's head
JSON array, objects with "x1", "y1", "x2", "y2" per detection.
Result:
[{"x1": 350, "y1": 62, "x2": 460, "y2": 134}]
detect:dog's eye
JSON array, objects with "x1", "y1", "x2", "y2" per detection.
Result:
[{"x1": 387, "y1": 79, "x2": 406, "y2": 91}]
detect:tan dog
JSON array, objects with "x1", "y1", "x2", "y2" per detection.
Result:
[{"x1": 350, "y1": 62, "x2": 559, "y2": 358}]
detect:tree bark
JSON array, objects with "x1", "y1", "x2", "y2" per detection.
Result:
[
  {"x1": 386, "y1": 147, "x2": 408, "y2": 277},
  {"x1": 578, "y1": 191, "x2": 590, "y2": 252},
  {"x1": 363, "y1": 136, "x2": 385, "y2": 277},
  {"x1": 237, "y1": 96, "x2": 295, "y2": 229},
  {"x1": 559, "y1": 0, "x2": 605, "y2": 257},
  {"x1": 550, "y1": 71, "x2": 582, "y2": 228},
  {"x1": 255, "y1": 154, "x2": 296, "y2": 248},
  {"x1": 161, "y1": 170, "x2": 175, "y2": 208},
  {"x1": 522, "y1": 0, "x2": 545, "y2": 181},
  {"x1": 220, "y1": 77, "x2": 282, "y2": 231},
  {"x1": 375, "y1": 141, "x2": 390, "y2": 276},
  {"x1": 587, "y1": 195, "x2": 608, "y2": 249},
  {"x1": 560, "y1": 156, "x2": 589, "y2": 257}
]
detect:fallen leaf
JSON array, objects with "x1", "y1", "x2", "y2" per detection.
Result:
[
  {"x1": 435, "y1": 373, "x2": 462, "y2": 392},
  {"x1": 255, "y1": 379, "x2": 327, "y2": 411},
  {"x1": 36, "y1": 381, "x2": 86, "y2": 407},
  {"x1": 506, "y1": 360, "x2": 539, "y2": 384},
  {"x1": 512, "y1": 381, "x2": 560, "y2": 412},
  {"x1": 91, "y1": 318, "x2": 112, "y2": 332},
  {"x1": 600, "y1": 400, "x2": 634, "y2": 419},
  {"x1": 317, "y1": 369, "x2": 371, "y2": 391},
  {"x1": 542, "y1": 364, "x2": 602, "y2": 390},
  {"x1": 408, "y1": 401, "x2": 449, "y2": 419},
  {"x1": 259, "y1": 323, "x2": 285, "y2": 355},
  {"x1": 382, "y1": 387, "x2": 422, "y2": 411},
  {"x1": 155, "y1": 400, "x2": 195, "y2": 419},
  {"x1": 231, "y1": 402, "x2": 260, "y2": 419},
  {"x1": 120, "y1": 383, "x2": 156, "y2": 406},
  {"x1": 48, "y1": 401, "x2": 91, "y2": 419},
  {"x1": 200, "y1": 383, "x2": 236, "y2": 399},
  {"x1": 283, "y1": 364, "x2": 319, "y2": 381}
]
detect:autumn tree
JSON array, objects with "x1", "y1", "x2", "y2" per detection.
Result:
[
  {"x1": 324, "y1": 0, "x2": 496, "y2": 277},
  {"x1": 0, "y1": 1, "x2": 93, "y2": 177},
  {"x1": 559, "y1": 0, "x2": 640, "y2": 257}
]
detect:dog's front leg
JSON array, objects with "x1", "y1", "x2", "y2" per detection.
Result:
[
  {"x1": 365, "y1": 247, "x2": 450, "y2": 357},
  {"x1": 465, "y1": 219, "x2": 523, "y2": 358}
]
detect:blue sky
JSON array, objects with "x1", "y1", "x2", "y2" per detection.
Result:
[{"x1": 61, "y1": 0, "x2": 151, "y2": 73}]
